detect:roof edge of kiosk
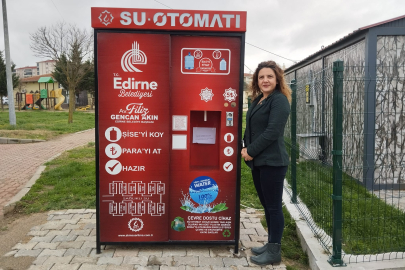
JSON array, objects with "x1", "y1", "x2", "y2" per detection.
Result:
[{"x1": 91, "y1": 7, "x2": 247, "y2": 32}]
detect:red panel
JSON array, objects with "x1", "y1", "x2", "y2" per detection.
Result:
[
  {"x1": 97, "y1": 32, "x2": 170, "y2": 242},
  {"x1": 169, "y1": 36, "x2": 240, "y2": 241},
  {"x1": 92, "y1": 8, "x2": 246, "y2": 32}
]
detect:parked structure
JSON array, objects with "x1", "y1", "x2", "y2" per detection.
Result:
[{"x1": 285, "y1": 14, "x2": 405, "y2": 190}]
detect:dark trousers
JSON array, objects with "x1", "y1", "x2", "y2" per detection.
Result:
[{"x1": 252, "y1": 165, "x2": 288, "y2": 244}]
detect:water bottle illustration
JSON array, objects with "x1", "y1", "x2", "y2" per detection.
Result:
[
  {"x1": 110, "y1": 128, "x2": 117, "y2": 141},
  {"x1": 184, "y1": 52, "x2": 194, "y2": 70},
  {"x1": 220, "y1": 58, "x2": 227, "y2": 71}
]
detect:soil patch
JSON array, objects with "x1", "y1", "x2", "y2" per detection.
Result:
[{"x1": 0, "y1": 212, "x2": 48, "y2": 270}]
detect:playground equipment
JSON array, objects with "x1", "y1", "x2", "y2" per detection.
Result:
[
  {"x1": 19, "y1": 77, "x2": 63, "y2": 110},
  {"x1": 53, "y1": 88, "x2": 65, "y2": 110}
]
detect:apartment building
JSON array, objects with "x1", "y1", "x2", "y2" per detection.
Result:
[
  {"x1": 15, "y1": 60, "x2": 57, "y2": 78},
  {"x1": 15, "y1": 66, "x2": 38, "y2": 78},
  {"x1": 37, "y1": 60, "x2": 56, "y2": 75}
]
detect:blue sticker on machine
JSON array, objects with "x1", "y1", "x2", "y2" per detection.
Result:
[{"x1": 189, "y1": 176, "x2": 218, "y2": 205}]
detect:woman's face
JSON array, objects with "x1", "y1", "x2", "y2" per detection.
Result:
[{"x1": 258, "y1": 67, "x2": 277, "y2": 95}]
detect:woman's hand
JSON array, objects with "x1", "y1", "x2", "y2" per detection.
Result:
[{"x1": 241, "y1": 148, "x2": 253, "y2": 161}]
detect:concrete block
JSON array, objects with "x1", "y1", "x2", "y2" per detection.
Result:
[
  {"x1": 31, "y1": 235, "x2": 56, "y2": 243},
  {"x1": 52, "y1": 235, "x2": 77, "y2": 242},
  {"x1": 58, "y1": 241, "x2": 84, "y2": 249},
  {"x1": 32, "y1": 256, "x2": 48, "y2": 265},
  {"x1": 122, "y1": 255, "x2": 148, "y2": 265},
  {"x1": 81, "y1": 241, "x2": 97, "y2": 249},
  {"x1": 106, "y1": 265, "x2": 134, "y2": 270},
  {"x1": 27, "y1": 265, "x2": 53, "y2": 270},
  {"x1": 160, "y1": 266, "x2": 185, "y2": 270},
  {"x1": 249, "y1": 217, "x2": 261, "y2": 223},
  {"x1": 64, "y1": 248, "x2": 92, "y2": 257},
  {"x1": 172, "y1": 256, "x2": 199, "y2": 266},
  {"x1": 243, "y1": 222, "x2": 263, "y2": 229},
  {"x1": 12, "y1": 242, "x2": 38, "y2": 250},
  {"x1": 162, "y1": 247, "x2": 187, "y2": 257},
  {"x1": 249, "y1": 235, "x2": 268, "y2": 242},
  {"x1": 89, "y1": 248, "x2": 114, "y2": 258},
  {"x1": 240, "y1": 228, "x2": 257, "y2": 235},
  {"x1": 50, "y1": 263, "x2": 81, "y2": 270},
  {"x1": 28, "y1": 230, "x2": 50, "y2": 237},
  {"x1": 185, "y1": 266, "x2": 211, "y2": 270},
  {"x1": 133, "y1": 266, "x2": 159, "y2": 270},
  {"x1": 47, "y1": 230, "x2": 71, "y2": 237},
  {"x1": 78, "y1": 263, "x2": 107, "y2": 270},
  {"x1": 76, "y1": 236, "x2": 95, "y2": 242},
  {"x1": 255, "y1": 227, "x2": 268, "y2": 236},
  {"x1": 240, "y1": 240, "x2": 263, "y2": 249},
  {"x1": 41, "y1": 222, "x2": 65, "y2": 231},
  {"x1": 114, "y1": 247, "x2": 140, "y2": 257},
  {"x1": 186, "y1": 247, "x2": 210, "y2": 257},
  {"x1": 148, "y1": 255, "x2": 173, "y2": 266},
  {"x1": 97, "y1": 257, "x2": 124, "y2": 265},
  {"x1": 223, "y1": 257, "x2": 249, "y2": 267},
  {"x1": 139, "y1": 248, "x2": 163, "y2": 257},
  {"x1": 209, "y1": 247, "x2": 234, "y2": 258},
  {"x1": 38, "y1": 248, "x2": 67, "y2": 257},
  {"x1": 15, "y1": 249, "x2": 43, "y2": 257},
  {"x1": 69, "y1": 229, "x2": 92, "y2": 236},
  {"x1": 71, "y1": 256, "x2": 97, "y2": 264},
  {"x1": 198, "y1": 257, "x2": 224, "y2": 267},
  {"x1": 34, "y1": 242, "x2": 60, "y2": 250},
  {"x1": 65, "y1": 209, "x2": 87, "y2": 214}
]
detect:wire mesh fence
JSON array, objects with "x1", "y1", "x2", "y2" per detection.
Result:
[{"x1": 284, "y1": 61, "x2": 405, "y2": 265}]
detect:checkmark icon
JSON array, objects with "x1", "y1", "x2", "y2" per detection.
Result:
[
  {"x1": 223, "y1": 162, "x2": 233, "y2": 172},
  {"x1": 108, "y1": 162, "x2": 119, "y2": 172}
]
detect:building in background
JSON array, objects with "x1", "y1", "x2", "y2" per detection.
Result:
[
  {"x1": 37, "y1": 60, "x2": 56, "y2": 75},
  {"x1": 15, "y1": 66, "x2": 38, "y2": 78},
  {"x1": 15, "y1": 60, "x2": 57, "y2": 79}
]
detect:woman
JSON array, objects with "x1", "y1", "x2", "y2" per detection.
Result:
[{"x1": 241, "y1": 60, "x2": 291, "y2": 265}]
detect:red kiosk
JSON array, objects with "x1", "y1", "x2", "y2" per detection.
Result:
[{"x1": 92, "y1": 7, "x2": 246, "y2": 253}]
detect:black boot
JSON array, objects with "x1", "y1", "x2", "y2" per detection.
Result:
[
  {"x1": 250, "y1": 243, "x2": 281, "y2": 265},
  {"x1": 251, "y1": 243, "x2": 269, "y2": 255}
]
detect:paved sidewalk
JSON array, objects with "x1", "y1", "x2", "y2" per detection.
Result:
[
  {"x1": 3, "y1": 209, "x2": 286, "y2": 270},
  {"x1": 0, "y1": 129, "x2": 95, "y2": 217}
]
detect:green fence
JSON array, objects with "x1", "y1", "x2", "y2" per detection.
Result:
[{"x1": 285, "y1": 60, "x2": 405, "y2": 265}]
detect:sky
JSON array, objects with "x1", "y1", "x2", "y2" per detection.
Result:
[{"x1": 0, "y1": 0, "x2": 403, "y2": 73}]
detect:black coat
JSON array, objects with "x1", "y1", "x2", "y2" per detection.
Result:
[{"x1": 243, "y1": 90, "x2": 290, "y2": 169}]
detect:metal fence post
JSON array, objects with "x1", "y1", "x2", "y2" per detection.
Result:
[
  {"x1": 328, "y1": 60, "x2": 345, "y2": 266},
  {"x1": 290, "y1": 80, "x2": 297, "y2": 203}
]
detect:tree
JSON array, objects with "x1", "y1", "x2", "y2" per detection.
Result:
[
  {"x1": 30, "y1": 22, "x2": 93, "y2": 123},
  {"x1": 0, "y1": 51, "x2": 19, "y2": 111}
]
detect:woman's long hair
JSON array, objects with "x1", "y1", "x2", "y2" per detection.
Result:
[{"x1": 250, "y1": 60, "x2": 292, "y2": 103}]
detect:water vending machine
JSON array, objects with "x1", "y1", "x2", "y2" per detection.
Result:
[{"x1": 92, "y1": 7, "x2": 246, "y2": 252}]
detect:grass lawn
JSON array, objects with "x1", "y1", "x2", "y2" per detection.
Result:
[
  {"x1": 0, "y1": 110, "x2": 95, "y2": 140},
  {"x1": 286, "y1": 160, "x2": 405, "y2": 255}
]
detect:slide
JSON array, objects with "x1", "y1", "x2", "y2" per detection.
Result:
[
  {"x1": 54, "y1": 88, "x2": 65, "y2": 110},
  {"x1": 34, "y1": 98, "x2": 46, "y2": 110}
]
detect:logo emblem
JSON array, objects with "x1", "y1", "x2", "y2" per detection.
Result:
[
  {"x1": 200, "y1": 87, "x2": 214, "y2": 102},
  {"x1": 223, "y1": 229, "x2": 231, "y2": 237},
  {"x1": 121, "y1": 42, "x2": 147, "y2": 72},
  {"x1": 98, "y1": 10, "x2": 114, "y2": 26},
  {"x1": 128, "y1": 218, "x2": 144, "y2": 232},
  {"x1": 223, "y1": 88, "x2": 237, "y2": 102}
]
